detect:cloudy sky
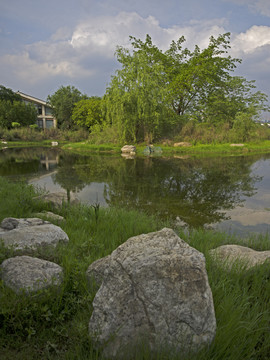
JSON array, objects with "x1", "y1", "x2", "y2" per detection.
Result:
[{"x1": 1, "y1": 0, "x2": 270, "y2": 112}]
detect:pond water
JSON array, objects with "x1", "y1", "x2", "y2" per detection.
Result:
[{"x1": 1, "y1": 147, "x2": 270, "y2": 237}]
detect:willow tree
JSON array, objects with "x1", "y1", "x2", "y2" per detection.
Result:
[
  {"x1": 104, "y1": 35, "x2": 176, "y2": 143},
  {"x1": 104, "y1": 33, "x2": 268, "y2": 143}
]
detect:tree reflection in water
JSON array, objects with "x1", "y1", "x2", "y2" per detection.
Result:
[
  {"x1": 54, "y1": 152, "x2": 262, "y2": 227},
  {"x1": 0, "y1": 147, "x2": 265, "y2": 228}
]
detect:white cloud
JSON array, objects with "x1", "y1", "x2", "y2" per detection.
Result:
[
  {"x1": 1, "y1": 51, "x2": 93, "y2": 85},
  {"x1": 0, "y1": 11, "x2": 227, "y2": 86},
  {"x1": 70, "y1": 12, "x2": 227, "y2": 55},
  {"x1": 0, "y1": 10, "x2": 269, "y2": 102},
  {"x1": 231, "y1": 25, "x2": 270, "y2": 55}
]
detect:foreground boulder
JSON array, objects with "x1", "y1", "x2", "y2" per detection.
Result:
[
  {"x1": 0, "y1": 217, "x2": 69, "y2": 252},
  {"x1": 89, "y1": 228, "x2": 216, "y2": 359},
  {"x1": 0, "y1": 255, "x2": 63, "y2": 294},
  {"x1": 86, "y1": 255, "x2": 111, "y2": 288},
  {"x1": 209, "y1": 244, "x2": 270, "y2": 269}
]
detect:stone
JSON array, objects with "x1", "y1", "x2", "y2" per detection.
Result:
[
  {"x1": 0, "y1": 217, "x2": 69, "y2": 252},
  {"x1": 34, "y1": 211, "x2": 65, "y2": 223},
  {"x1": 89, "y1": 228, "x2": 216, "y2": 359},
  {"x1": 34, "y1": 192, "x2": 79, "y2": 207},
  {"x1": 86, "y1": 255, "x2": 111, "y2": 288},
  {"x1": 0, "y1": 255, "x2": 63, "y2": 294},
  {"x1": 173, "y1": 142, "x2": 192, "y2": 147},
  {"x1": 121, "y1": 145, "x2": 136, "y2": 154},
  {"x1": 209, "y1": 244, "x2": 270, "y2": 269},
  {"x1": 230, "y1": 143, "x2": 244, "y2": 147}
]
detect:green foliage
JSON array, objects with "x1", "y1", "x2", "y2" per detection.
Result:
[
  {"x1": 47, "y1": 86, "x2": 87, "y2": 130},
  {"x1": 72, "y1": 97, "x2": 103, "y2": 131},
  {"x1": 104, "y1": 34, "x2": 269, "y2": 143},
  {"x1": 1, "y1": 177, "x2": 270, "y2": 358},
  {"x1": 0, "y1": 86, "x2": 37, "y2": 129},
  {"x1": 104, "y1": 35, "x2": 178, "y2": 143},
  {"x1": 0, "y1": 85, "x2": 21, "y2": 103},
  {"x1": 0, "y1": 100, "x2": 37, "y2": 129}
]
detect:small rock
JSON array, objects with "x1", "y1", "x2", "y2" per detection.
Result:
[
  {"x1": 35, "y1": 211, "x2": 64, "y2": 223},
  {"x1": 173, "y1": 142, "x2": 192, "y2": 147},
  {"x1": 1, "y1": 255, "x2": 63, "y2": 294},
  {"x1": 209, "y1": 244, "x2": 270, "y2": 269},
  {"x1": 0, "y1": 217, "x2": 69, "y2": 252},
  {"x1": 121, "y1": 145, "x2": 136, "y2": 154}
]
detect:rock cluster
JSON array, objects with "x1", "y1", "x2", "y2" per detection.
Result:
[
  {"x1": 0, "y1": 217, "x2": 69, "y2": 294},
  {"x1": 88, "y1": 228, "x2": 216, "y2": 359}
]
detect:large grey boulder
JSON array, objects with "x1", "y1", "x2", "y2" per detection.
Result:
[
  {"x1": 89, "y1": 228, "x2": 216, "y2": 359},
  {"x1": 0, "y1": 217, "x2": 69, "y2": 252},
  {"x1": 209, "y1": 244, "x2": 270, "y2": 269},
  {"x1": 86, "y1": 255, "x2": 111, "y2": 288},
  {"x1": 0, "y1": 255, "x2": 63, "y2": 294}
]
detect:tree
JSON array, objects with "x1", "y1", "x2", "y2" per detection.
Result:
[
  {"x1": 0, "y1": 85, "x2": 21, "y2": 103},
  {"x1": 47, "y1": 85, "x2": 87, "y2": 129},
  {"x1": 72, "y1": 97, "x2": 103, "y2": 131},
  {"x1": 0, "y1": 85, "x2": 36, "y2": 129},
  {"x1": 104, "y1": 35, "x2": 177, "y2": 143},
  {"x1": 104, "y1": 34, "x2": 269, "y2": 142}
]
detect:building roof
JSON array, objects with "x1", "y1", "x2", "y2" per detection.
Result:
[{"x1": 16, "y1": 91, "x2": 51, "y2": 107}]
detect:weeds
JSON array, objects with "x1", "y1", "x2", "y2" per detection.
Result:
[{"x1": 0, "y1": 177, "x2": 270, "y2": 359}]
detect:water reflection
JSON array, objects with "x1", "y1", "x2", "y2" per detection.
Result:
[{"x1": 1, "y1": 147, "x2": 270, "y2": 236}]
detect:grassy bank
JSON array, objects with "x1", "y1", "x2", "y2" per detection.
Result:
[
  {"x1": 0, "y1": 177, "x2": 270, "y2": 359},
  {"x1": 59, "y1": 140, "x2": 270, "y2": 157}
]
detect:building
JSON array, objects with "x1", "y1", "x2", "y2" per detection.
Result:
[{"x1": 17, "y1": 91, "x2": 57, "y2": 129}]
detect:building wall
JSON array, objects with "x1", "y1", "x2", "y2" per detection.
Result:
[{"x1": 17, "y1": 92, "x2": 57, "y2": 129}]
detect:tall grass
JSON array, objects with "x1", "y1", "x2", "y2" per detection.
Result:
[
  {"x1": 0, "y1": 127, "x2": 89, "y2": 143},
  {"x1": 0, "y1": 177, "x2": 270, "y2": 359}
]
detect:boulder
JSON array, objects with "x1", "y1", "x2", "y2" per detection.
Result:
[
  {"x1": 0, "y1": 217, "x2": 69, "y2": 252},
  {"x1": 89, "y1": 228, "x2": 216, "y2": 359},
  {"x1": 0, "y1": 255, "x2": 63, "y2": 294},
  {"x1": 86, "y1": 255, "x2": 111, "y2": 288},
  {"x1": 121, "y1": 145, "x2": 136, "y2": 154},
  {"x1": 173, "y1": 142, "x2": 192, "y2": 147},
  {"x1": 209, "y1": 244, "x2": 270, "y2": 269},
  {"x1": 34, "y1": 192, "x2": 79, "y2": 207}
]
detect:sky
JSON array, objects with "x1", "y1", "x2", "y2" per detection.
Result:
[{"x1": 0, "y1": 0, "x2": 270, "y2": 116}]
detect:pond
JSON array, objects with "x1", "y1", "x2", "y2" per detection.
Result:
[{"x1": 1, "y1": 147, "x2": 270, "y2": 237}]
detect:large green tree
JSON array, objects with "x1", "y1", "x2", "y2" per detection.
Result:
[
  {"x1": 104, "y1": 35, "x2": 177, "y2": 143},
  {"x1": 72, "y1": 97, "x2": 103, "y2": 131},
  {"x1": 47, "y1": 85, "x2": 87, "y2": 129},
  {"x1": 104, "y1": 34, "x2": 269, "y2": 142},
  {"x1": 0, "y1": 85, "x2": 37, "y2": 129}
]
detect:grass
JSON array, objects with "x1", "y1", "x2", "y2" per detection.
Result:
[
  {"x1": 59, "y1": 140, "x2": 270, "y2": 158},
  {"x1": 0, "y1": 177, "x2": 270, "y2": 359}
]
